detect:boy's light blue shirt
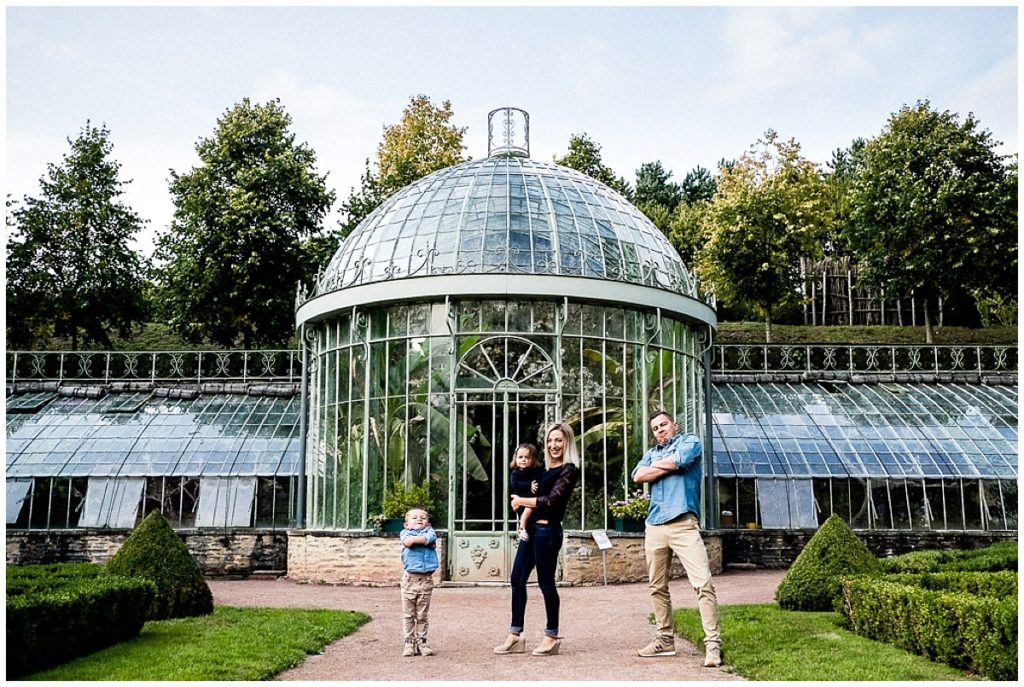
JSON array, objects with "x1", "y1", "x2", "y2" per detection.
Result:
[
  {"x1": 400, "y1": 526, "x2": 439, "y2": 573},
  {"x1": 631, "y1": 433, "x2": 703, "y2": 524}
]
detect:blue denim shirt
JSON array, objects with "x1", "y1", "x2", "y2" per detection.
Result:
[
  {"x1": 400, "y1": 526, "x2": 439, "y2": 573},
  {"x1": 631, "y1": 433, "x2": 703, "y2": 524}
]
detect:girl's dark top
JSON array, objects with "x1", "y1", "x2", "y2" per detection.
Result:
[
  {"x1": 532, "y1": 463, "x2": 580, "y2": 525},
  {"x1": 510, "y1": 466, "x2": 544, "y2": 516}
]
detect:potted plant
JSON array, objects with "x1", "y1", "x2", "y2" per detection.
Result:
[
  {"x1": 609, "y1": 489, "x2": 650, "y2": 532},
  {"x1": 379, "y1": 479, "x2": 438, "y2": 533}
]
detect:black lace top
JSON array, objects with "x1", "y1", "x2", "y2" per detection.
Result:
[{"x1": 533, "y1": 463, "x2": 580, "y2": 524}]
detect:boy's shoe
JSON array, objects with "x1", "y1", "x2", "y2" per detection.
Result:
[
  {"x1": 637, "y1": 638, "x2": 676, "y2": 657},
  {"x1": 703, "y1": 644, "x2": 722, "y2": 667},
  {"x1": 418, "y1": 641, "x2": 435, "y2": 656},
  {"x1": 517, "y1": 528, "x2": 530, "y2": 542},
  {"x1": 402, "y1": 642, "x2": 418, "y2": 657}
]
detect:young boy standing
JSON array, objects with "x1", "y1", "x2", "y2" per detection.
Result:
[{"x1": 400, "y1": 507, "x2": 439, "y2": 657}]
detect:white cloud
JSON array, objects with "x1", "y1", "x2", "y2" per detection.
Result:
[{"x1": 950, "y1": 56, "x2": 1018, "y2": 153}]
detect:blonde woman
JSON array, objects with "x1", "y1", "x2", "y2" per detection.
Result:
[{"x1": 494, "y1": 422, "x2": 580, "y2": 657}]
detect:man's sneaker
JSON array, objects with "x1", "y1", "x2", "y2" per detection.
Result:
[
  {"x1": 637, "y1": 638, "x2": 676, "y2": 657},
  {"x1": 402, "y1": 642, "x2": 418, "y2": 657},
  {"x1": 418, "y1": 641, "x2": 435, "y2": 656},
  {"x1": 703, "y1": 644, "x2": 723, "y2": 667}
]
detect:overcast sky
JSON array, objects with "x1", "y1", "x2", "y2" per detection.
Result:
[{"x1": 5, "y1": 4, "x2": 1018, "y2": 255}]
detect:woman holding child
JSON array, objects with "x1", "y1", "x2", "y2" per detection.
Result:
[{"x1": 494, "y1": 422, "x2": 580, "y2": 657}]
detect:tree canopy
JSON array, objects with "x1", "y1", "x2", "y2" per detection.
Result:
[
  {"x1": 553, "y1": 133, "x2": 632, "y2": 197},
  {"x1": 338, "y1": 95, "x2": 468, "y2": 238},
  {"x1": 6, "y1": 122, "x2": 148, "y2": 349},
  {"x1": 697, "y1": 130, "x2": 830, "y2": 341},
  {"x1": 154, "y1": 98, "x2": 335, "y2": 348},
  {"x1": 847, "y1": 101, "x2": 1017, "y2": 342}
]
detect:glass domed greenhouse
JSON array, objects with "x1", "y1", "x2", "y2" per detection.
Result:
[{"x1": 294, "y1": 109, "x2": 718, "y2": 579}]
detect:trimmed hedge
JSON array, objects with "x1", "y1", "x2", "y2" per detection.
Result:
[
  {"x1": 883, "y1": 571, "x2": 1017, "y2": 600},
  {"x1": 7, "y1": 562, "x2": 104, "y2": 596},
  {"x1": 104, "y1": 510, "x2": 214, "y2": 620},
  {"x1": 881, "y1": 540, "x2": 1017, "y2": 574},
  {"x1": 7, "y1": 571, "x2": 156, "y2": 678},
  {"x1": 775, "y1": 514, "x2": 882, "y2": 611},
  {"x1": 841, "y1": 575, "x2": 1017, "y2": 680}
]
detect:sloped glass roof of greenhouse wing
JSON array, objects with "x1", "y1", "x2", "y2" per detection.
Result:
[
  {"x1": 711, "y1": 382, "x2": 1019, "y2": 479},
  {"x1": 5, "y1": 393, "x2": 300, "y2": 479}
]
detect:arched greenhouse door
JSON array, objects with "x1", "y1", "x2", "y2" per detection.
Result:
[{"x1": 450, "y1": 336, "x2": 557, "y2": 583}]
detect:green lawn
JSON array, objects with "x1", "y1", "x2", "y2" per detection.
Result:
[
  {"x1": 674, "y1": 603, "x2": 976, "y2": 681},
  {"x1": 23, "y1": 606, "x2": 369, "y2": 681}
]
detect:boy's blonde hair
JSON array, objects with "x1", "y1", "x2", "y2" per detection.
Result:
[{"x1": 404, "y1": 507, "x2": 430, "y2": 522}]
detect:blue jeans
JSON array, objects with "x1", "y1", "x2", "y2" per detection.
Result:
[{"x1": 509, "y1": 522, "x2": 563, "y2": 638}]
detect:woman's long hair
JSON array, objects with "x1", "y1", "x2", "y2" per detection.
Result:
[{"x1": 545, "y1": 422, "x2": 579, "y2": 467}]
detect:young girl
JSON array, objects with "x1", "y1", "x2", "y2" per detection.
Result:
[{"x1": 509, "y1": 442, "x2": 544, "y2": 541}]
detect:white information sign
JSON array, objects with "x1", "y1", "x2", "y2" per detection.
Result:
[{"x1": 590, "y1": 529, "x2": 613, "y2": 551}]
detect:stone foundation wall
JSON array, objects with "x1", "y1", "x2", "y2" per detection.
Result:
[
  {"x1": 560, "y1": 531, "x2": 723, "y2": 585},
  {"x1": 6, "y1": 529, "x2": 288, "y2": 577},
  {"x1": 8, "y1": 527, "x2": 1010, "y2": 582},
  {"x1": 287, "y1": 530, "x2": 450, "y2": 585}
]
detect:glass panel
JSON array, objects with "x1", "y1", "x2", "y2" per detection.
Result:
[
  {"x1": 982, "y1": 480, "x2": 1005, "y2": 530},
  {"x1": 196, "y1": 476, "x2": 256, "y2": 527},
  {"x1": 6, "y1": 480, "x2": 31, "y2": 523},
  {"x1": 943, "y1": 480, "x2": 965, "y2": 530},
  {"x1": 962, "y1": 479, "x2": 983, "y2": 530},
  {"x1": 79, "y1": 477, "x2": 144, "y2": 528}
]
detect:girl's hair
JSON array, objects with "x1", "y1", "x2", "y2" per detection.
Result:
[
  {"x1": 509, "y1": 442, "x2": 541, "y2": 470},
  {"x1": 544, "y1": 422, "x2": 579, "y2": 466}
]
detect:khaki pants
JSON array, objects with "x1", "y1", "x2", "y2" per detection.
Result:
[
  {"x1": 401, "y1": 571, "x2": 435, "y2": 643},
  {"x1": 645, "y1": 513, "x2": 721, "y2": 648}
]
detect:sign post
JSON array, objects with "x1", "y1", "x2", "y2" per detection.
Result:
[{"x1": 590, "y1": 530, "x2": 613, "y2": 585}]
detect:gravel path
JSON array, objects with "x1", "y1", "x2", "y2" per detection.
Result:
[{"x1": 209, "y1": 568, "x2": 785, "y2": 682}]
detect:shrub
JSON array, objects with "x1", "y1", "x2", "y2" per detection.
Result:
[
  {"x1": 881, "y1": 540, "x2": 1017, "y2": 574},
  {"x1": 104, "y1": 510, "x2": 213, "y2": 620},
  {"x1": 7, "y1": 571, "x2": 156, "y2": 677},
  {"x1": 842, "y1": 576, "x2": 1017, "y2": 680},
  {"x1": 609, "y1": 489, "x2": 650, "y2": 520},
  {"x1": 883, "y1": 571, "x2": 1017, "y2": 600},
  {"x1": 6, "y1": 562, "x2": 104, "y2": 596},
  {"x1": 775, "y1": 514, "x2": 882, "y2": 611},
  {"x1": 382, "y1": 479, "x2": 438, "y2": 520}
]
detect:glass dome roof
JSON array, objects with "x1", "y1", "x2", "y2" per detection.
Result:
[{"x1": 316, "y1": 156, "x2": 698, "y2": 298}]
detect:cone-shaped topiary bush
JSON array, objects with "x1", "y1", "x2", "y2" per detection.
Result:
[
  {"x1": 775, "y1": 513, "x2": 882, "y2": 611},
  {"x1": 104, "y1": 510, "x2": 214, "y2": 620}
]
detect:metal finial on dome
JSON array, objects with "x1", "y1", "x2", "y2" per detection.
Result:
[{"x1": 488, "y1": 107, "x2": 529, "y2": 158}]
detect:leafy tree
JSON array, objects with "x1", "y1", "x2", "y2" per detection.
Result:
[
  {"x1": 680, "y1": 164, "x2": 717, "y2": 205},
  {"x1": 667, "y1": 197, "x2": 712, "y2": 267},
  {"x1": 823, "y1": 139, "x2": 866, "y2": 257},
  {"x1": 847, "y1": 101, "x2": 1017, "y2": 342},
  {"x1": 553, "y1": 133, "x2": 632, "y2": 197},
  {"x1": 338, "y1": 95, "x2": 468, "y2": 238},
  {"x1": 154, "y1": 98, "x2": 335, "y2": 348},
  {"x1": 6, "y1": 123, "x2": 148, "y2": 350},
  {"x1": 697, "y1": 130, "x2": 830, "y2": 341},
  {"x1": 634, "y1": 161, "x2": 682, "y2": 210}
]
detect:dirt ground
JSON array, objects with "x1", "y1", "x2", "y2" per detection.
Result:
[{"x1": 209, "y1": 568, "x2": 785, "y2": 682}]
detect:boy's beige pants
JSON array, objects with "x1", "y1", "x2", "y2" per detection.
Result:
[
  {"x1": 644, "y1": 513, "x2": 722, "y2": 647},
  {"x1": 401, "y1": 571, "x2": 435, "y2": 643}
]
